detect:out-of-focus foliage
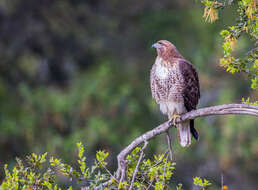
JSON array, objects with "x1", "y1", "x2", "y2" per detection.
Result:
[
  {"x1": 0, "y1": 0, "x2": 257, "y2": 189},
  {"x1": 241, "y1": 97, "x2": 258, "y2": 105}
]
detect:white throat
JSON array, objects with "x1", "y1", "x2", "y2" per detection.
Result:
[{"x1": 155, "y1": 58, "x2": 169, "y2": 79}]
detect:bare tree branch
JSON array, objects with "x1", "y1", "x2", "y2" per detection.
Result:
[
  {"x1": 115, "y1": 104, "x2": 257, "y2": 183},
  {"x1": 166, "y1": 130, "x2": 173, "y2": 161},
  {"x1": 146, "y1": 179, "x2": 154, "y2": 190},
  {"x1": 81, "y1": 104, "x2": 258, "y2": 189}
]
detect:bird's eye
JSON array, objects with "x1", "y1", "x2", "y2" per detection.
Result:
[{"x1": 158, "y1": 42, "x2": 163, "y2": 45}]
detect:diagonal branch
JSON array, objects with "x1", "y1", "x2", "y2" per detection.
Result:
[
  {"x1": 115, "y1": 104, "x2": 258, "y2": 183},
  {"x1": 81, "y1": 104, "x2": 258, "y2": 189}
]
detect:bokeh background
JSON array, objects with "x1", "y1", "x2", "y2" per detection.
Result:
[{"x1": 0, "y1": 0, "x2": 257, "y2": 189}]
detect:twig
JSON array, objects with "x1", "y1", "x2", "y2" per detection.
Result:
[
  {"x1": 246, "y1": 47, "x2": 258, "y2": 56},
  {"x1": 98, "y1": 161, "x2": 118, "y2": 184},
  {"x1": 146, "y1": 179, "x2": 154, "y2": 190},
  {"x1": 119, "y1": 167, "x2": 126, "y2": 184},
  {"x1": 221, "y1": 173, "x2": 224, "y2": 190},
  {"x1": 149, "y1": 151, "x2": 168, "y2": 169},
  {"x1": 128, "y1": 141, "x2": 149, "y2": 190},
  {"x1": 166, "y1": 130, "x2": 173, "y2": 161}
]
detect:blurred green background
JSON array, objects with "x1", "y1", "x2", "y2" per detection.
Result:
[{"x1": 0, "y1": 0, "x2": 257, "y2": 189}]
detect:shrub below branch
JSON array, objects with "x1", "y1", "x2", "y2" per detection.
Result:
[{"x1": 0, "y1": 104, "x2": 257, "y2": 190}]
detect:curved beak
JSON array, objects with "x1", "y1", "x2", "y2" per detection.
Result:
[
  {"x1": 152, "y1": 43, "x2": 160, "y2": 49},
  {"x1": 152, "y1": 43, "x2": 158, "y2": 48}
]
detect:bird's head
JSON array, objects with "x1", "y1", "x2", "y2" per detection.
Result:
[{"x1": 152, "y1": 40, "x2": 181, "y2": 59}]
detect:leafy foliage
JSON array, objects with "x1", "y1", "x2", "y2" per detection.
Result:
[
  {"x1": 202, "y1": 0, "x2": 257, "y2": 90},
  {"x1": 193, "y1": 177, "x2": 212, "y2": 190},
  {"x1": 0, "y1": 143, "x2": 111, "y2": 189},
  {"x1": 0, "y1": 143, "x2": 214, "y2": 190},
  {"x1": 127, "y1": 150, "x2": 175, "y2": 190},
  {"x1": 241, "y1": 97, "x2": 258, "y2": 105}
]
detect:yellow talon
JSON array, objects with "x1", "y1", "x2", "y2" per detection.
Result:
[{"x1": 169, "y1": 114, "x2": 180, "y2": 126}]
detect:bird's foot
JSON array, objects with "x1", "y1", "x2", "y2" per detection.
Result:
[{"x1": 169, "y1": 114, "x2": 180, "y2": 127}]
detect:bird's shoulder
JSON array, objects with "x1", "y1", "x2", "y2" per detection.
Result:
[
  {"x1": 167, "y1": 57, "x2": 192, "y2": 68},
  {"x1": 170, "y1": 58, "x2": 198, "y2": 79}
]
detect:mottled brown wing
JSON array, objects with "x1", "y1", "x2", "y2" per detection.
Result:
[{"x1": 178, "y1": 59, "x2": 200, "y2": 111}]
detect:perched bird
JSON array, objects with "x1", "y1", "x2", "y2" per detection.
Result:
[{"x1": 150, "y1": 40, "x2": 200, "y2": 147}]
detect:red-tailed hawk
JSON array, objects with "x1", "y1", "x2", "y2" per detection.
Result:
[{"x1": 150, "y1": 40, "x2": 200, "y2": 147}]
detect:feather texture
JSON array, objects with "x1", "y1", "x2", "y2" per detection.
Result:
[{"x1": 150, "y1": 40, "x2": 200, "y2": 147}]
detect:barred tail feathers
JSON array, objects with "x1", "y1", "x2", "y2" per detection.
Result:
[{"x1": 177, "y1": 121, "x2": 191, "y2": 147}]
